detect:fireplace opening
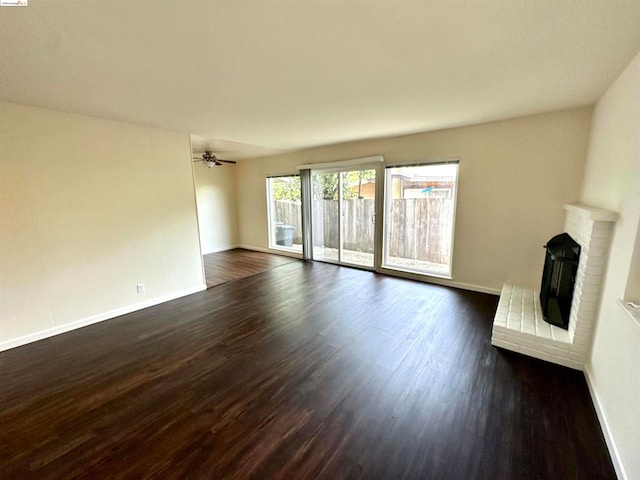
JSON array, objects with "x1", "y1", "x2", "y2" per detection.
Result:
[{"x1": 540, "y1": 233, "x2": 581, "y2": 330}]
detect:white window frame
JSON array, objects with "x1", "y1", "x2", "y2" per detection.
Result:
[
  {"x1": 266, "y1": 175, "x2": 303, "y2": 255},
  {"x1": 381, "y1": 160, "x2": 459, "y2": 279}
]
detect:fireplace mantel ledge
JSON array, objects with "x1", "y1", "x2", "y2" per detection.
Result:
[
  {"x1": 618, "y1": 299, "x2": 640, "y2": 328},
  {"x1": 564, "y1": 203, "x2": 619, "y2": 222}
]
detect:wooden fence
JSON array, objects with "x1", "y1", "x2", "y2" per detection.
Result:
[
  {"x1": 387, "y1": 198, "x2": 453, "y2": 263},
  {"x1": 312, "y1": 199, "x2": 374, "y2": 252},
  {"x1": 273, "y1": 198, "x2": 453, "y2": 263}
]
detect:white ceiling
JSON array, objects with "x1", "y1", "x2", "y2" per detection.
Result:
[{"x1": 1, "y1": 1, "x2": 640, "y2": 159}]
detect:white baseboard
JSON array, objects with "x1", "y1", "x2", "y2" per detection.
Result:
[
  {"x1": 584, "y1": 366, "x2": 627, "y2": 480},
  {"x1": 236, "y1": 245, "x2": 498, "y2": 295},
  {"x1": 202, "y1": 244, "x2": 239, "y2": 254},
  {"x1": 377, "y1": 267, "x2": 501, "y2": 295},
  {"x1": 0, "y1": 284, "x2": 207, "y2": 353},
  {"x1": 416, "y1": 277, "x2": 500, "y2": 296}
]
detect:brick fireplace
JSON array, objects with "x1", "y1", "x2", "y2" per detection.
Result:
[{"x1": 491, "y1": 203, "x2": 618, "y2": 370}]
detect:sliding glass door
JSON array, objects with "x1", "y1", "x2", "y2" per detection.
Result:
[
  {"x1": 268, "y1": 158, "x2": 458, "y2": 279},
  {"x1": 311, "y1": 167, "x2": 377, "y2": 269}
]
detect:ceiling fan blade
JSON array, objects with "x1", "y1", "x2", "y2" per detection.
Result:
[
  {"x1": 217, "y1": 159, "x2": 237, "y2": 164},
  {"x1": 193, "y1": 158, "x2": 204, "y2": 162}
]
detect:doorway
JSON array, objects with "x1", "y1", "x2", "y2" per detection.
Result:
[{"x1": 310, "y1": 167, "x2": 378, "y2": 269}]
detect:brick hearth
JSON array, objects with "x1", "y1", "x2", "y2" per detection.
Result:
[{"x1": 491, "y1": 203, "x2": 617, "y2": 370}]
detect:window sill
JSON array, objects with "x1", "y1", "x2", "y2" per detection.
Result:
[
  {"x1": 380, "y1": 264, "x2": 453, "y2": 280},
  {"x1": 267, "y1": 246, "x2": 303, "y2": 258}
]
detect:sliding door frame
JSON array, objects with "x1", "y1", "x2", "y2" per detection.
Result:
[
  {"x1": 299, "y1": 156, "x2": 384, "y2": 271},
  {"x1": 298, "y1": 156, "x2": 458, "y2": 280}
]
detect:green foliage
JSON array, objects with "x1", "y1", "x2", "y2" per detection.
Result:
[
  {"x1": 313, "y1": 172, "x2": 339, "y2": 200},
  {"x1": 271, "y1": 176, "x2": 301, "y2": 202},
  {"x1": 270, "y1": 170, "x2": 376, "y2": 202},
  {"x1": 313, "y1": 170, "x2": 375, "y2": 200}
]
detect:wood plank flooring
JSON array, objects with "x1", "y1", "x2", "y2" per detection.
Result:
[
  {"x1": 0, "y1": 262, "x2": 615, "y2": 479},
  {"x1": 203, "y1": 248, "x2": 299, "y2": 288}
]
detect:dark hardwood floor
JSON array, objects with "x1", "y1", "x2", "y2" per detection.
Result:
[
  {"x1": 203, "y1": 248, "x2": 299, "y2": 288},
  {"x1": 0, "y1": 262, "x2": 615, "y2": 479}
]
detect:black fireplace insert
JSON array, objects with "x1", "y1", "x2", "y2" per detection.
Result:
[{"x1": 540, "y1": 233, "x2": 581, "y2": 330}]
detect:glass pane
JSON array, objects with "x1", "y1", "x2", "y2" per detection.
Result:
[
  {"x1": 383, "y1": 163, "x2": 458, "y2": 276},
  {"x1": 341, "y1": 169, "x2": 376, "y2": 268},
  {"x1": 267, "y1": 176, "x2": 302, "y2": 253},
  {"x1": 311, "y1": 172, "x2": 339, "y2": 261}
]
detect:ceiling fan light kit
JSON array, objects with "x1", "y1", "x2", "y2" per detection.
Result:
[{"x1": 193, "y1": 151, "x2": 237, "y2": 168}]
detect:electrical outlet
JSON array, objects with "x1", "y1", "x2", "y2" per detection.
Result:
[{"x1": 136, "y1": 283, "x2": 145, "y2": 294}]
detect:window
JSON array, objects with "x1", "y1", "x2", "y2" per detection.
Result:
[
  {"x1": 382, "y1": 162, "x2": 459, "y2": 277},
  {"x1": 266, "y1": 175, "x2": 303, "y2": 253}
]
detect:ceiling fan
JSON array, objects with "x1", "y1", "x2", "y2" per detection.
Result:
[{"x1": 193, "y1": 151, "x2": 237, "y2": 168}]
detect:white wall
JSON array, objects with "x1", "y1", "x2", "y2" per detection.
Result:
[
  {"x1": 580, "y1": 50, "x2": 640, "y2": 480},
  {"x1": 236, "y1": 108, "x2": 592, "y2": 292},
  {"x1": 194, "y1": 161, "x2": 238, "y2": 254},
  {"x1": 0, "y1": 101, "x2": 205, "y2": 348}
]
